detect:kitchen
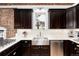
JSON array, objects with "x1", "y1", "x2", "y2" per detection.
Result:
[{"x1": 0, "y1": 3, "x2": 79, "y2": 56}]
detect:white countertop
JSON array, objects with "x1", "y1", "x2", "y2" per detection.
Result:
[
  {"x1": 1, "y1": 29, "x2": 79, "y2": 53},
  {"x1": 0, "y1": 39, "x2": 20, "y2": 53},
  {"x1": 0, "y1": 37, "x2": 79, "y2": 53}
]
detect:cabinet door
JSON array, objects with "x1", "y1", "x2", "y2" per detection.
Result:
[
  {"x1": 63, "y1": 40, "x2": 75, "y2": 56},
  {"x1": 21, "y1": 40, "x2": 31, "y2": 56},
  {"x1": 31, "y1": 45, "x2": 50, "y2": 56},
  {"x1": 73, "y1": 43, "x2": 79, "y2": 56},
  {"x1": 31, "y1": 45, "x2": 41, "y2": 56},
  {"x1": 66, "y1": 7, "x2": 76, "y2": 29},
  {"x1": 40, "y1": 45, "x2": 50, "y2": 56},
  {"x1": 76, "y1": 5, "x2": 79, "y2": 28},
  {"x1": 14, "y1": 9, "x2": 32, "y2": 29},
  {"x1": 8, "y1": 46, "x2": 22, "y2": 56},
  {"x1": 49, "y1": 9, "x2": 66, "y2": 29}
]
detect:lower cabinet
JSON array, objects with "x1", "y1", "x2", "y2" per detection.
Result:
[
  {"x1": 8, "y1": 46, "x2": 22, "y2": 56},
  {"x1": 63, "y1": 40, "x2": 79, "y2": 56},
  {"x1": 20, "y1": 40, "x2": 31, "y2": 56},
  {"x1": 0, "y1": 40, "x2": 50, "y2": 56},
  {"x1": 63, "y1": 40, "x2": 73, "y2": 56},
  {"x1": 31, "y1": 45, "x2": 50, "y2": 56},
  {"x1": 31, "y1": 46, "x2": 40, "y2": 56},
  {"x1": 72, "y1": 44, "x2": 79, "y2": 56},
  {"x1": 0, "y1": 40, "x2": 31, "y2": 56}
]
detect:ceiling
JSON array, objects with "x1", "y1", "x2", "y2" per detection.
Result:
[
  {"x1": 0, "y1": 0, "x2": 78, "y2": 3},
  {"x1": 0, "y1": 0, "x2": 78, "y2": 9},
  {"x1": 0, "y1": 3, "x2": 75, "y2": 9}
]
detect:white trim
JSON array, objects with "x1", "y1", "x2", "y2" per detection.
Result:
[
  {"x1": 0, "y1": 5, "x2": 74, "y2": 9},
  {"x1": 0, "y1": 0, "x2": 77, "y2": 3}
]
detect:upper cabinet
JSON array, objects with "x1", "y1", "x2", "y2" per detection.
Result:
[
  {"x1": 14, "y1": 9, "x2": 33, "y2": 29},
  {"x1": 66, "y1": 4, "x2": 79, "y2": 29},
  {"x1": 49, "y1": 5, "x2": 79, "y2": 29},
  {"x1": 76, "y1": 4, "x2": 79, "y2": 28},
  {"x1": 14, "y1": 5, "x2": 79, "y2": 29},
  {"x1": 49, "y1": 9, "x2": 66, "y2": 29},
  {"x1": 66, "y1": 7, "x2": 76, "y2": 29}
]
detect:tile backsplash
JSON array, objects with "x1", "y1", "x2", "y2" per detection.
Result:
[
  {"x1": 0, "y1": 8, "x2": 16, "y2": 38},
  {"x1": 15, "y1": 29, "x2": 72, "y2": 40}
]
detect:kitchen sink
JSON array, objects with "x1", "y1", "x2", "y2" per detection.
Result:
[{"x1": 32, "y1": 37, "x2": 49, "y2": 45}]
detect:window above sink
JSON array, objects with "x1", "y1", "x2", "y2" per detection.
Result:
[{"x1": 32, "y1": 8, "x2": 49, "y2": 29}]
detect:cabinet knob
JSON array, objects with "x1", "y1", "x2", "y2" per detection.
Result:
[
  {"x1": 39, "y1": 46, "x2": 40, "y2": 48},
  {"x1": 25, "y1": 41, "x2": 27, "y2": 43},
  {"x1": 13, "y1": 52, "x2": 16, "y2": 55}
]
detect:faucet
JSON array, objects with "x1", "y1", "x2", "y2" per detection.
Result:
[
  {"x1": 33, "y1": 31, "x2": 42, "y2": 40},
  {"x1": 39, "y1": 31, "x2": 41, "y2": 37}
]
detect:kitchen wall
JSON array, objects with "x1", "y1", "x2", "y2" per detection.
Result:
[
  {"x1": 0, "y1": 8, "x2": 77, "y2": 39},
  {"x1": 0, "y1": 8, "x2": 17, "y2": 38}
]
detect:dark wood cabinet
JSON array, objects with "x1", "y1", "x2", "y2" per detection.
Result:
[
  {"x1": 49, "y1": 9, "x2": 66, "y2": 29},
  {"x1": 76, "y1": 4, "x2": 79, "y2": 28},
  {"x1": 66, "y1": 4, "x2": 79, "y2": 28},
  {"x1": 14, "y1": 9, "x2": 33, "y2": 29},
  {"x1": 8, "y1": 46, "x2": 22, "y2": 56},
  {"x1": 0, "y1": 40, "x2": 32, "y2": 56},
  {"x1": 31, "y1": 45, "x2": 40, "y2": 56},
  {"x1": 70, "y1": 42, "x2": 79, "y2": 56},
  {"x1": 0, "y1": 40, "x2": 50, "y2": 56},
  {"x1": 31, "y1": 45, "x2": 50, "y2": 56},
  {"x1": 20, "y1": 40, "x2": 31, "y2": 56},
  {"x1": 66, "y1": 7, "x2": 76, "y2": 29},
  {"x1": 63, "y1": 40, "x2": 75, "y2": 56},
  {"x1": 63, "y1": 40, "x2": 79, "y2": 56},
  {"x1": 49, "y1": 5, "x2": 79, "y2": 29},
  {"x1": 40, "y1": 45, "x2": 50, "y2": 56}
]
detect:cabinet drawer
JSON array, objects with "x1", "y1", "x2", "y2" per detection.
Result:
[
  {"x1": 41, "y1": 45, "x2": 50, "y2": 49},
  {"x1": 31, "y1": 45, "x2": 50, "y2": 56},
  {"x1": 31, "y1": 46, "x2": 40, "y2": 56},
  {"x1": 32, "y1": 46, "x2": 41, "y2": 49},
  {"x1": 41, "y1": 46, "x2": 50, "y2": 56}
]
